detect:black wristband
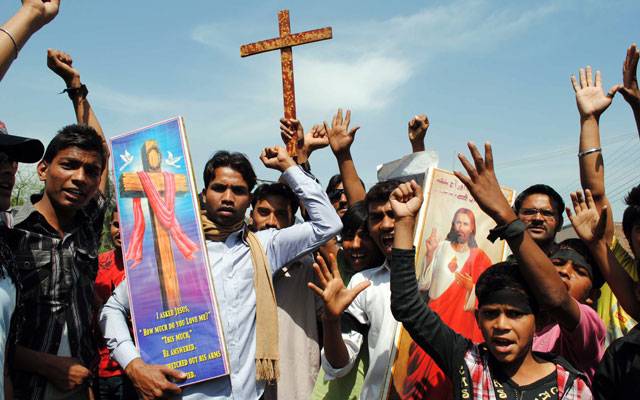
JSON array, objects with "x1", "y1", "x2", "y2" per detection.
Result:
[
  {"x1": 61, "y1": 84, "x2": 88, "y2": 100},
  {"x1": 487, "y1": 219, "x2": 526, "y2": 243}
]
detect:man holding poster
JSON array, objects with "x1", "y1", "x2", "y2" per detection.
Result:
[{"x1": 102, "y1": 143, "x2": 342, "y2": 399}]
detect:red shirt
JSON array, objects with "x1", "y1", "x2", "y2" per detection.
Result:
[{"x1": 95, "y1": 249, "x2": 128, "y2": 378}]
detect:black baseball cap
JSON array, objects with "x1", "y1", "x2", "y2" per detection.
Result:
[{"x1": 0, "y1": 121, "x2": 44, "y2": 163}]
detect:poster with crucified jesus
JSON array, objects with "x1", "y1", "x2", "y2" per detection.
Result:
[
  {"x1": 382, "y1": 168, "x2": 514, "y2": 400},
  {"x1": 110, "y1": 117, "x2": 228, "y2": 386}
]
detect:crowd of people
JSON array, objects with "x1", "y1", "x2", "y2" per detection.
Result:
[{"x1": 2, "y1": 1, "x2": 640, "y2": 399}]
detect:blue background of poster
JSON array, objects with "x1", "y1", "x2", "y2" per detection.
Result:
[{"x1": 111, "y1": 117, "x2": 228, "y2": 386}]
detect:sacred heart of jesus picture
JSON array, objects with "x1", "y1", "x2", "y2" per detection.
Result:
[{"x1": 111, "y1": 117, "x2": 229, "y2": 386}]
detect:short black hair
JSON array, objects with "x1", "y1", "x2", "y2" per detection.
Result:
[
  {"x1": 342, "y1": 201, "x2": 368, "y2": 239},
  {"x1": 365, "y1": 179, "x2": 402, "y2": 207},
  {"x1": 623, "y1": 184, "x2": 640, "y2": 246},
  {"x1": 251, "y1": 183, "x2": 299, "y2": 217},
  {"x1": 513, "y1": 184, "x2": 565, "y2": 229},
  {"x1": 42, "y1": 124, "x2": 107, "y2": 170},
  {"x1": 202, "y1": 151, "x2": 256, "y2": 191},
  {"x1": 326, "y1": 174, "x2": 343, "y2": 194},
  {"x1": 476, "y1": 262, "x2": 539, "y2": 315},
  {"x1": 326, "y1": 174, "x2": 366, "y2": 197}
]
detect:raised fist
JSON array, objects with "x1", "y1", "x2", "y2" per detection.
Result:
[
  {"x1": 47, "y1": 49, "x2": 80, "y2": 86},
  {"x1": 260, "y1": 146, "x2": 296, "y2": 172},
  {"x1": 389, "y1": 180, "x2": 423, "y2": 219}
]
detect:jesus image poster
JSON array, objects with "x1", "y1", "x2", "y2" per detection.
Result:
[
  {"x1": 111, "y1": 117, "x2": 228, "y2": 386},
  {"x1": 383, "y1": 168, "x2": 514, "y2": 399}
]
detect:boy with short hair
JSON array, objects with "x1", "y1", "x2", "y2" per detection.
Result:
[{"x1": 387, "y1": 180, "x2": 592, "y2": 399}]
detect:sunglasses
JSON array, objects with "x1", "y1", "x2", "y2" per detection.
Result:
[{"x1": 328, "y1": 188, "x2": 345, "y2": 202}]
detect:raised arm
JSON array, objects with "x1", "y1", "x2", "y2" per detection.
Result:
[
  {"x1": 568, "y1": 190, "x2": 640, "y2": 320},
  {"x1": 613, "y1": 43, "x2": 640, "y2": 137},
  {"x1": 325, "y1": 108, "x2": 366, "y2": 205},
  {"x1": 308, "y1": 254, "x2": 370, "y2": 370},
  {"x1": 389, "y1": 181, "x2": 470, "y2": 377},
  {"x1": 407, "y1": 114, "x2": 429, "y2": 153},
  {"x1": 571, "y1": 65, "x2": 616, "y2": 243},
  {"x1": 0, "y1": 0, "x2": 60, "y2": 80},
  {"x1": 280, "y1": 119, "x2": 328, "y2": 166},
  {"x1": 455, "y1": 142, "x2": 581, "y2": 331},
  {"x1": 47, "y1": 49, "x2": 109, "y2": 195},
  {"x1": 259, "y1": 145, "x2": 342, "y2": 269}
]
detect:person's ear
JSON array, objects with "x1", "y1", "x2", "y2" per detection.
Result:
[{"x1": 36, "y1": 160, "x2": 48, "y2": 182}]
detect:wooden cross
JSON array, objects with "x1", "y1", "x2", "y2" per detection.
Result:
[
  {"x1": 120, "y1": 140, "x2": 188, "y2": 310},
  {"x1": 240, "y1": 9, "x2": 332, "y2": 155}
]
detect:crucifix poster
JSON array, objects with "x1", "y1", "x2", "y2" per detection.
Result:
[
  {"x1": 110, "y1": 117, "x2": 228, "y2": 386},
  {"x1": 382, "y1": 168, "x2": 514, "y2": 400}
]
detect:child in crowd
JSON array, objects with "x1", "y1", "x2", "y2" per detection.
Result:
[{"x1": 387, "y1": 180, "x2": 592, "y2": 399}]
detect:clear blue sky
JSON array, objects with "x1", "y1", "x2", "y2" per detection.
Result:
[{"x1": 1, "y1": 0, "x2": 639, "y2": 220}]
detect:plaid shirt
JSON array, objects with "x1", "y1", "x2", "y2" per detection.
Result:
[{"x1": 9, "y1": 193, "x2": 106, "y2": 400}]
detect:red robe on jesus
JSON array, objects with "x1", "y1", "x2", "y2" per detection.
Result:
[{"x1": 399, "y1": 241, "x2": 492, "y2": 399}]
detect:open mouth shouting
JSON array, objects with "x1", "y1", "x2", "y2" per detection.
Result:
[
  {"x1": 381, "y1": 233, "x2": 394, "y2": 252},
  {"x1": 491, "y1": 337, "x2": 516, "y2": 354}
]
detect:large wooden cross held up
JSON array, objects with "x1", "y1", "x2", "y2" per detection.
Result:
[
  {"x1": 120, "y1": 141, "x2": 188, "y2": 309},
  {"x1": 240, "y1": 10, "x2": 332, "y2": 155}
]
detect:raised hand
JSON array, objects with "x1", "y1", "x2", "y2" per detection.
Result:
[
  {"x1": 408, "y1": 114, "x2": 429, "y2": 152},
  {"x1": 260, "y1": 145, "x2": 296, "y2": 172},
  {"x1": 454, "y1": 142, "x2": 515, "y2": 224},
  {"x1": 571, "y1": 66, "x2": 617, "y2": 119},
  {"x1": 454, "y1": 271, "x2": 473, "y2": 291},
  {"x1": 613, "y1": 43, "x2": 640, "y2": 109},
  {"x1": 304, "y1": 124, "x2": 329, "y2": 155},
  {"x1": 308, "y1": 254, "x2": 370, "y2": 321},
  {"x1": 23, "y1": 0, "x2": 61, "y2": 28},
  {"x1": 389, "y1": 180, "x2": 423, "y2": 220},
  {"x1": 325, "y1": 108, "x2": 360, "y2": 155},
  {"x1": 47, "y1": 48, "x2": 80, "y2": 86},
  {"x1": 279, "y1": 118, "x2": 305, "y2": 161},
  {"x1": 425, "y1": 228, "x2": 439, "y2": 256},
  {"x1": 566, "y1": 189, "x2": 608, "y2": 246}
]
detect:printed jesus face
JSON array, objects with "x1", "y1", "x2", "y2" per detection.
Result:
[
  {"x1": 448, "y1": 209, "x2": 476, "y2": 246},
  {"x1": 476, "y1": 303, "x2": 536, "y2": 365},
  {"x1": 203, "y1": 166, "x2": 251, "y2": 227}
]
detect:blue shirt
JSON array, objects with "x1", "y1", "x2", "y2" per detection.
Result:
[{"x1": 100, "y1": 166, "x2": 342, "y2": 399}]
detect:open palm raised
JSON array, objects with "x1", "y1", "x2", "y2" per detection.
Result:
[
  {"x1": 571, "y1": 66, "x2": 616, "y2": 118},
  {"x1": 308, "y1": 254, "x2": 370, "y2": 321}
]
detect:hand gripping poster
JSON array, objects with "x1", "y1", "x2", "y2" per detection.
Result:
[
  {"x1": 383, "y1": 168, "x2": 514, "y2": 399},
  {"x1": 110, "y1": 117, "x2": 228, "y2": 385}
]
